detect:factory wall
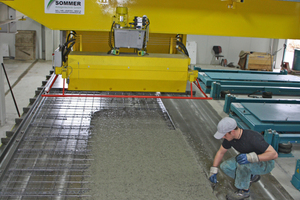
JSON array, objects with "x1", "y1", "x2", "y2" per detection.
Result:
[
  {"x1": 0, "y1": 18, "x2": 41, "y2": 59},
  {"x1": 0, "y1": 18, "x2": 60, "y2": 60},
  {"x1": 44, "y1": 27, "x2": 60, "y2": 60},
  {"x1": 0, "y1": 33, "x2": 14, "y2": 57},
  {"x1": 17, "y1": 18, "x2": 42, "y2": 59},
  {"x1": 187, "y1": 35, "x2": 285, "y2": 69}
]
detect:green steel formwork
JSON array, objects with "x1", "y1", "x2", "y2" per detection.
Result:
[
  {"x1": 264, "y1": 129, "x2": 300, "y2": 157},
  {"x1": 210, "y1": 82, "x2": 300, "y2": 99},
  {"x1": 291, "y1": 159, "x2": 300, "y2": 191},
  {"x1": 194, "y1": 67, "x2": 288, "y2": 74},
  {"x1": 229, "y1": 103, "x2": 300, "y2": 133},
  {"x1": 197, "y1": 71, "x2": 300, "y2": 94},
  {"x1": 223, "y1": 95, "x2": 300, "y2": 113}
]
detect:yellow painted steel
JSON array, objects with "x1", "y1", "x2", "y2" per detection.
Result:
[
  {"x1": 3, "y1": 0, "x2": 300, "y2": 39},
  {"x1": 66, "y1": 52, "x2": 191, "y2": 92},
  {"x1": 72, "y1": 31, "x2": 183, "y2": 54},
  {"x1": 115, "y1": 7, "x2": 128, "y2": 28}
]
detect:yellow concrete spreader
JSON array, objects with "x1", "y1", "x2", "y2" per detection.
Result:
[
  {"x1": 57, "y1": 52, "x2": 196, "y2": 93},
  {"x1": 51, "y1": 6, "x2": 197, "y2": 93}
]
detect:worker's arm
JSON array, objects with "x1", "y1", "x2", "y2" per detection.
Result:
[
  {"x1": 209, "y1": 145, "x2": 228, "y2": 183},
  {"x1": 257, "y1": 145, "x2": 278, "y2": 162},
  {"x1": 212, "y1": 145, "x2": 228, "y2": 167},
  {"x1": 237, "y1": 145, "x2": 278, "y2": 164}
]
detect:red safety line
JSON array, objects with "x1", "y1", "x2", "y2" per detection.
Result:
[
  {"x1": 190, "y1": 82, "x2": 193, "y2": 97},
  {"x1": 63, "y1": 79, "x2": 65, "y2": 95},
  {"x1": 195, "y1": 79, "x2": 208, "y2": 98},
  {"x1": 42, "y1": 77, "x2": 212, "y2": 100},
  {"x1": 41, "y1": 94, "x2": 212, "y2": 99}
]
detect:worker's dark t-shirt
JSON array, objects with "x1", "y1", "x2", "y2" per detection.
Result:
[{"x1": 222, "y1": 129, "x2": 269, "y2": 154}]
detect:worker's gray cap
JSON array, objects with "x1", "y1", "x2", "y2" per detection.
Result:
[{"x1": 214, "y1": 117, "x2": 237, "y2": 139}]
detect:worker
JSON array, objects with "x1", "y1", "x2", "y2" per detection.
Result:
[{"x1": 209, "y1": 117, "x2": 278, "y2": 200}]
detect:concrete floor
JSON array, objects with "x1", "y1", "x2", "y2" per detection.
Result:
[
  {"x1": 0, "y1": 59, "x2": 299, "y2": 199},
  {"x1": 0, "y1": 59, "x2": 52, "y2": 139}
]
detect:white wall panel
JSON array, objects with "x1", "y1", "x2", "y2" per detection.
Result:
[
  {"x1": 0, "y1": 50, "x2": 5, "y2": 126},
  {"x1": 187, "y1": 35, "x2": 283, "y2": 68},
  {"x1": 0, "y1": 33, "x2": 15, "y2": 57}
]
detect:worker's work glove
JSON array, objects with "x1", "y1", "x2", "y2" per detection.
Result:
[
  {"x1": 236, "y1": 152, "x2": 259, "y2": 165},
  {"x1": 209, "y1": 167, "x2": 218, "y2": 183}
]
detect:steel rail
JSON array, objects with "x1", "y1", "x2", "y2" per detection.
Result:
[
  {"x1": 0, "y1": 73, "x2": 93, "y2": 199},
  {"x1": 0, "y1": 73, "x2": 51, "y2": 178}
]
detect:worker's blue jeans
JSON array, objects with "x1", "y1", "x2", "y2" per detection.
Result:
[{"x1": 220, "y1": 157, "x2": 275, "y2": 190}]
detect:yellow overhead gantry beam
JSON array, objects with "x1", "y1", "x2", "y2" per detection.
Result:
[
  {"x1": 3, "y1": 0, "x2": 300, "y2": 94},
  {"x1": 3, "y1": 0, "x2": 300, "y2": 39}
]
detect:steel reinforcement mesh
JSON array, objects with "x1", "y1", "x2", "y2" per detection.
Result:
[{"x1": 0, "y1": 93, "x2": 174, "y2": 199}]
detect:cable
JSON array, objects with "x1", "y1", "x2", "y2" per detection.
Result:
[
  {"x1": 66, "y1": 31, "x2": 77, "y2": 42},
  {"x1": 63, "y1": 41, "x2": 76, "y2": 62},
  {"x1": 143, "y1": 18, "x2": 150, "y2": 50},
  {"x1": 108, "y1": 22, "x2": 115, "y2": 53},
  {"x1": 62, "y1": 37, "x2": 76, "y2": 62},
  {"x1": 176, "y1": 41, "x2": 189, "y2": 57},
  {"x1": 176, "y1": 34, "x2": 182, "y2": 42},
  {"x1": 247, "y1": 90, "x2": 261, "y2": 98}
]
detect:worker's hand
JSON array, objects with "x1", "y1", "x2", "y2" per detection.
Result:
[
  {"x1": 209, "y1": 167, "x2": 218, "y2": 183},
  {"x1": 236, "y1": 152, "x2": 259, "y2": 164}
]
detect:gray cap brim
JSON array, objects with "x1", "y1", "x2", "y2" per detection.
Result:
[{"x1": 214, "y1": 131, "x2": 225, "y2": 139}]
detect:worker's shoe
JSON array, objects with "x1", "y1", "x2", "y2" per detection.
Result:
[
  {"x1": 250, "y1": 175, "x2": 260, "y2": 185},
  {"x1": 226, "y1": 189, "x2": 250, "y2": 200}
]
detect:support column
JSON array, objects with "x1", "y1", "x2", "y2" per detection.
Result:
[
  {"x1": 45, "y1": 27, "x2": 60, "y2": 61},
  {"x1": 272, "y1": 39, "x2": 286, "y2": 69},
  {"x1": 0, "y1": 50, "x2": 6, "y2": 126}
]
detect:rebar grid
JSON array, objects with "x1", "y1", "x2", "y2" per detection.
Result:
[{"x1": 0, "y1": 91, "x2": 175, "y2": 199}]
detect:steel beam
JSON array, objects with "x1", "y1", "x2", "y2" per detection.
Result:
[
  {"x1": 0, "y1": 54, "x2": 5, "y2": 126},
  {"x1": 210, "y1": 82, "x2": 300, "y2": 99}
]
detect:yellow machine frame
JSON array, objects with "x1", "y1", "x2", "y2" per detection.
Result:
[
  {"x1": 4, "y1": 0, "x2": 300, "y2": 39},
  {"x1": 56, "y1": 52, "x2": 195, "y2": 93}
]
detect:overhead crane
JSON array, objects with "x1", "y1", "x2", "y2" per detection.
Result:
[{"x1": 1, "y1": 0, "x2": 300, "y2": 199}]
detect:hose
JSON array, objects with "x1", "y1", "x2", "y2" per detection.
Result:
[
  {"x1": 108, "y1": 22, "x2": 115, "y2": 53},
  {"x1": 67, "y1": 31, "x2": 77, "y2": 42},
  {"x1": 63, "y1": 41, "x2": 75, "y2": 59},
  {"x1": 143, "y1": 19, "x2": 150, "y2": 49},
  {"x1": 62, "y1": 38, "x2": 76, "y2": 62},
  {"x1": 247, "y1": 90, "x2": 261, "y2": 98},
  {"x1": 176, "y1": 41, "x2": 189, "y2": 57}
]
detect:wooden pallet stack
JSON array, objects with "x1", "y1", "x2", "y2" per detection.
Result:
[
  {"x1": 238, "y1": 51, "x2": 273, "y2": 71},
  {"x1": 15, "y1": 30, "x2": 36, "y2": 60}
]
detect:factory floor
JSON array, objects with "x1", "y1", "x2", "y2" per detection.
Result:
[{"x1": 0, "y1": 59, "x2": 299, "y2": 199}]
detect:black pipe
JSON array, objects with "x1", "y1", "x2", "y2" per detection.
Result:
[
  {"x1": 176, "y1": 41, "x2": 189, "y2": 57},
  {"x1": 108, "y1": 22, "x2": 115, "y2": 53},
  {"x1": 67, "y1": 31, "x2": 77, "y2": 42},
  {"x1": 62, "y1": 38, "x2": 76, "y2": 62},
  {"x1": 1, "y1": 63, "x2": 20, "y2": 117}
]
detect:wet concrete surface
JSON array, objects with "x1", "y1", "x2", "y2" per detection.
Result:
[{"x1": 85, "y1": 107, "x2": 218, "y2": 199}]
